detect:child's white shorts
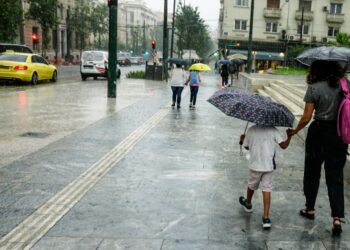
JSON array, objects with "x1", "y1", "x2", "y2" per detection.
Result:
[{"x1": 248, "y1": 170, "x2": 273, "y2": 192}]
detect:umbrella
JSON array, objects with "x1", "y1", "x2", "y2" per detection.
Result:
[
  {"x1": 168, "y1": 58, "x2": 190, "y2": 66},
  {"x1": 227, "y1": 53, "x2": 247, "y2": 60},
  {"x1": 231, "y1": 59, "x2": 245, "y2": 65},
  {"x1": 296, "y1": 46, "x2": 350, "y2": 69},
  {"x1": 188, "y1": 63, "x2": 211, "y2": 71},
  {"x1": 218, "y1": 59, "x2": 231, "y2": 65},
  {"x1": 207, "y1": 88, "x2": 295, "y2": 127}
]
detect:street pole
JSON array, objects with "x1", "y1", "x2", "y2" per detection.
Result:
[
  {"x1": 108, "y1": 0, "x2": 117, "y2": 98},
  {"x1": 170, "y1": 0, "x2": 176, "y2": 61},
  {"x1": 300, "y1": 7, "x2": 304, "y2": 44},
  {"x1": 163, "y1": 0, "x2": 169, "y2": 81},
  {"x1": 284, "y1": 0, "x2": 290, "y2": 67},
  {"x1": 246, "y1": 0, "x2": 254, "y2": 74}
]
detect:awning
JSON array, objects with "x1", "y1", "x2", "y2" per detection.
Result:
[{"x1": 228, "y1": 49, "x2": 285, "y2": 61}]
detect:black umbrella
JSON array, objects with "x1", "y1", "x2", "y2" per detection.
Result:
[
  {"x1": 231, "y1": 59, "x2": 245, "y2": 65},
  {"x1": 168, "y1": 58, "x2": 190, "y2": 66},
  {"x1": 296, "y1": 46, "x2": 350, "y2": 69},
  {"x1": 207, "y1": 88, "x2": 295, "y2": 127}
]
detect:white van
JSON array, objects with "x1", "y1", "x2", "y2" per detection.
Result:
[{"x1": 80, "y1": 51, "x2": 108, "y2": 81}]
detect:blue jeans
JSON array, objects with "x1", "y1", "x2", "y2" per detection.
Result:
[
  {"x1": 190, "y1": 86, "x2": 199, "y2": 105},
  {"x1": 171, "y1": 86, "x2": 184, "y2": 105}
]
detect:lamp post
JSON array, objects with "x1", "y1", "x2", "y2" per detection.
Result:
[
  {"x1": 163, "y1": 0, "x2": 169, "y2": 81},
  {"x1": 170, "y1": 0, "x2": 176, "y2": 62},
  {"x1": 107, "y1": 0, "x2": 118, "y2": 98},
  {"x1": 246, "y1": 0, "x2": 255, "y2": 74}
]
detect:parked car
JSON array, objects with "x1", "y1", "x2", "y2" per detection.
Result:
[
  {"x1": 0, "y1": 52, "x2": 57, "y2": 84},
  {"x1": 0, "y1": 43, "x2": 33, "y2": 54},
  {"x1": 117, "y1": 52, "x2": 131, "y2": 66},
  {"x1": 81, "y1": 51, "x2": 120, "y2": 81}
]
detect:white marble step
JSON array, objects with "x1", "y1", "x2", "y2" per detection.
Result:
[
  {"x1": 275, "y1": 81, "x2": 306, "y2": 99},
  {"x1": 263, "y1": 86, "x2": 304, "y2": 116},
  {"x1": 269, "y1": 83, "x2": 305, "y2": 109}
]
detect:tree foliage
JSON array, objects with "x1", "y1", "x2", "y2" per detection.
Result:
[
  {"x1": 90, "y1": 3, "x2": 108, "y2": 49},
  {"x1": 70, "y1": 0, "x2": 92, "y2": 51},
  {"x1": 175, "y1": 2, "x2": 214, "y2": 59},
  {"x1": 26, "y1": 0, "x2": 58, "y2": 54},
  {"x1": 336, "y1": 32, "x2": 350, "y2": 47},
  {"x1": 0, "y1": 0, "x2": 23, "y2": 43}
]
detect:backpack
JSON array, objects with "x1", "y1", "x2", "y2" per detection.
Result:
[
  {"x1": 337, "y1": 77, "x2": 350, "y2": 144},
  {"x1": 189, "y1": 71, "x2": 199, "y2": 85},
  {"x1": 228, "y1": 64, "x2": 237, "y2": 74}
]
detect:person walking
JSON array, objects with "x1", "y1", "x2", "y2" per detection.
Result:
[
  {"x1": 188, "y1": 69, "x2": 201, "y2": 109},
  {"x1": 239, "y1": 125, "x2": 292, "y2": 229},
  {"x1": 220, "y1": 64, "x2": 229, "y2": 88},
  {"x1": 170, "y1": 64, "x2": 186, "y2": 109},
  {"x1": 287, "y1": 60, "x2": 348, "y2": 237},
  {"x1": 228, "y1": 63, "x2": 237, "y2": 86}
]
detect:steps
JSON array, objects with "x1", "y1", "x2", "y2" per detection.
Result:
[
  {"x1": 256, "y1": 80, "x2": 308, "y2": 140},
  {"x1": 257, "y1": 81, "x2": 305, "y2": 117}
]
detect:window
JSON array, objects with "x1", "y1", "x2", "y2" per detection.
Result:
[
  {"x1": 266, "y1": 22, "x2": 278, "y2": 32},
  {"x1": 297, "y1": 25, "x2": 309, "y2": 35},
  {"x1": 235, "y1": 20, "x2": 247, "y2": 30},
  {"x1": 235, "y1": 0, "x2": 248, "y2": 7},
  {"x1": 299, "y1": 0, "x2": 311, "y2": 11},
  {"x1": 328, "y1": 26, "x2": 339, "y2": 37},
  {"x1": 330, "y1": 3, "x2": 342, "y2": 14},
  {"x1": 267, "y1": 0, "x2": 280, "y2": 9}
]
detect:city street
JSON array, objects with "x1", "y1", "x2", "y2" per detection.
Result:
[{"x1": 0, "y1": 71, "x2": 349, "y2": 249}]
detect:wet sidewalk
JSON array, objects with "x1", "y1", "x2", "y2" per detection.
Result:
[{"x1": 0, "y1": 74, "x2": 349, "y2": 249}]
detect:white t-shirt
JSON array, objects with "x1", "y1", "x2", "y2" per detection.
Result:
[
  {"x1": 243, "y1": 125, "x2": 283, "y2": 172},
  {"x1": 170, "y1": 68, "x2": 186, "y2": 87}
]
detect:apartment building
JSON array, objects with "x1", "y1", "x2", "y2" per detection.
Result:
[{"x1": 219, "y1": 0, "x2": 349, "y2": 67}]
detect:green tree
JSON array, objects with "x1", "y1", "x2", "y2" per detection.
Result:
[
  {"x1": 0, "y1": 0, "x2": 23, "y2": 43},
  {"x1": 336, "y1": 32, "x2": 350, "y2": 47},
  {"x1": 90, "y1": 3, "x2": 108, "y2": 49},
  {"x1": 26, "y1": 0, "x2": 58, "y2": 55},
  {"x1": 175, "y1": 3, "x2": 214, "y2": 59},
  {"x1": 70, "y1": 0, "x2": 92, "y2": 53}
]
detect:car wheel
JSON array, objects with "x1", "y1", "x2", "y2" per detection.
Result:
[
  {"x1": 81, "y1": 74, "x2": 87, "y2": 81},
  {"x1": 31, "y1": 72, "x2": 38, "y2": 85},
  {"x1": 50, "y1": 71, "x2": 57, "y2": 82},
  {"x1": 93, "y1": 76, "x2": 97, "y2": 80}
]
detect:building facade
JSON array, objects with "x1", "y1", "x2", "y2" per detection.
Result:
[
  {"x1": 119, "y1": 0, "x2": 158, "y2": 54},
  {"x1": 219, "y1": 0, "x2": 349, "y2": 67}
]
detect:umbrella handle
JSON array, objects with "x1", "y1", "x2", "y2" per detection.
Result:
[{"x1": 239, "y1": 122, "x2": 249, "y2": 156}]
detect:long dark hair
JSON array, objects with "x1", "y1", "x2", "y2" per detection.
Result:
[{"x1": 307, "y1": 60, "x2": 344, "y2": 88}]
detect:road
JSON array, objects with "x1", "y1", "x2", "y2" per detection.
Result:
[{"x1": 0, "y1": 64, "x2": 158, "y2": 168}]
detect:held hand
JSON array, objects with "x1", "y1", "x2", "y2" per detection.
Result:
[{"x1": 286, "y1": 128, "x2": 295, "y2": 137}]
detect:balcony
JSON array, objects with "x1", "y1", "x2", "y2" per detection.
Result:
[
  {"x1": 263, "y1": 8, "x2": 281, "y2": 19},
  {"x1": 326, "y1": 13, "x2": 345, "y2": 24},
  {"x1": 295, "y1": 10, "x2": 313, "y2": 21}
]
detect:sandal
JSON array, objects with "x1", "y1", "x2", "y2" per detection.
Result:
[
  {"x1": 299, "y1": 208, "x2": 315, "y2": 220},
  {"x1": 332, "y1": 218, "x2": 343, "y2": 237}
]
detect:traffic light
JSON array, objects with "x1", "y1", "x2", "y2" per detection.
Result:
[
  {"x1": 107, "y1": 0, "x2": 117, "y2": 6},
  {"x1": 151, "y1": 40, "x2": 156, "y2": 50},
  {"x1": 32, "y1": 33, "x2": 39, "y2": 44}
]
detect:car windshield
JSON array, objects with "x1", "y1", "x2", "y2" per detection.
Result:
[
  {"x1": 82, "y1": 52, "x2": 104, "y2": 61},
  {"x1": 0, "y1": 54, "x2": 27, "y2": 62}
]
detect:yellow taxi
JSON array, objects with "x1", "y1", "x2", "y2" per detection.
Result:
[{"x1": 0, "y1": 51, "x2": 57, "y2": 84}]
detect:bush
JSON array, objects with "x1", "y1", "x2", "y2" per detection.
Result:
[
  {"x1": 126, "y1": 70, "x2": 145, "y2": 79},
  {"x1": 272, "y1": 67, "x2": 307, "y2": 75}
]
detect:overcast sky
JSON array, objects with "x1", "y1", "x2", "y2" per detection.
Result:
[{"x1": 143, "y1": 0, "x2": 220, "y2": 31}]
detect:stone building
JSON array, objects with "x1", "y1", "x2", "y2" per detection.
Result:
[
  {"x1": 119, "y1": 0, "x2": 158, "y2": 54},
  {"x1": 219, "y1": 0, "x2": 349, "y2": 68}
]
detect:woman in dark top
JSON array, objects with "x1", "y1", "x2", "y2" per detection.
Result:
[{"x1": 287, "y1": 60, "x2": 348, "y2": 236}]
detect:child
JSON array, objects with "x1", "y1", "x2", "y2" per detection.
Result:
[
  {"x1": 187, "y1": 70, "x2": 201, "y2": 109},
  {"x1": 239, "y1": 125, "x2": 292, "y2": 229}
]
